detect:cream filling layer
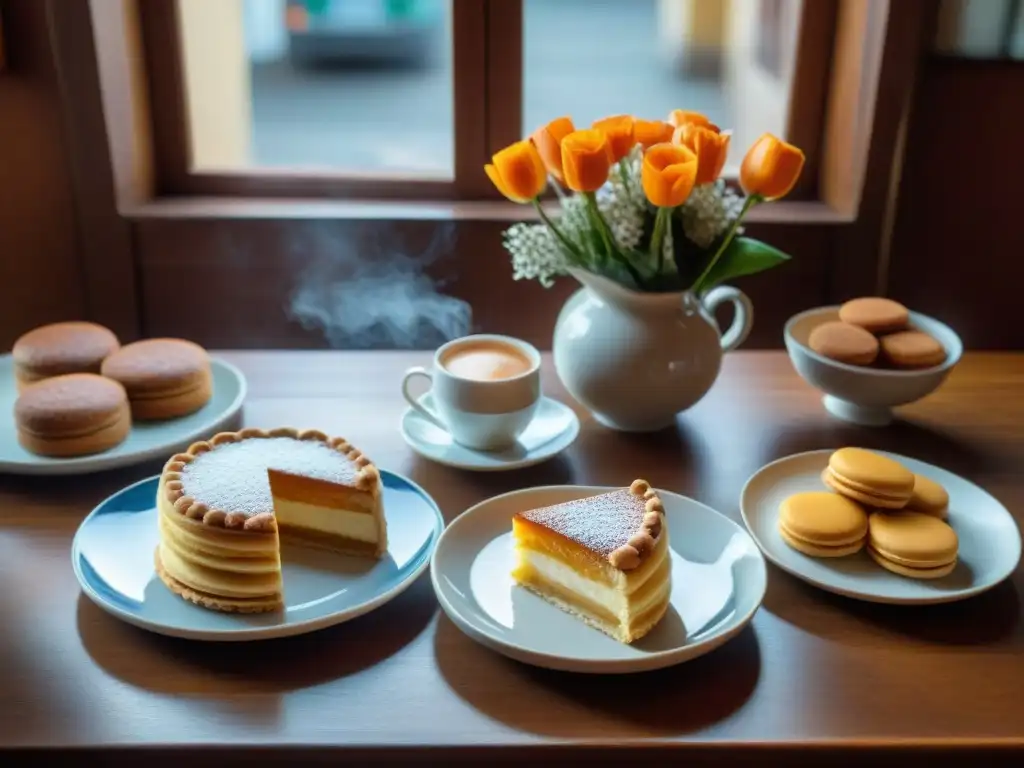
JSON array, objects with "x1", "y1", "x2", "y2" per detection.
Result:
[
  {"x1": 516, "y1": 547, "x2": 670, "y2": 621},
  {"x1": 273, "y1": 498, "x2": 380, "y2": 543}
]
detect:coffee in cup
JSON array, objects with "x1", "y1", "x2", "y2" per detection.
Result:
[{"x1": 402, "y1": 334, "x2": 541, "y2": 451}]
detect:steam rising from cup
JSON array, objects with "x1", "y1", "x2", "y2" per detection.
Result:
[{"x1": 287, "y1": 222, "x2": 472, "y2": 349}]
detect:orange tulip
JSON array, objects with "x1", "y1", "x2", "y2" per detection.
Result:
[
  {"x1": 560, "y1": 129, "x2": 614, "y2": 192},
  {"x1": 642, "y1": 143, "x2": 698, "y2": 208},
  {"x1": 530, "y1": 116, "x2": 575, "y2": 183},
  {"x1": 668, "y1": 109, "x2": 720, "y2": 133},
  {"x1": 591, "y1": 115, "x2": 636, "y2": 162},
  {"x1": 739, "y1": 133, "x2": 805, "y2": 200},
  {"x1": 673, "y1": 123, "x2": 730, "y2": 185},
  {"x1": 484, "y1": 140, "x2": 548, "y2": 203},
  {"x1": 634, "y1": 119, "x2": 675, "y2": 148}
]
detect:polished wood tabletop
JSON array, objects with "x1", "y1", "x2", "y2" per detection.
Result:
[{"x1": 1, "y1": 351, "x2": 1022, "y2": 765}]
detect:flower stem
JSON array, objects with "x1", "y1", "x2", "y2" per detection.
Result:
[
  {"x1": 650, "y1": 206, "x2": 670, "y2": 276},
  {"x1": 690, "y1": 193, "x2": 760, "y2": 295},
  {"x1": 550, "y1": 177, "x2": 569, "y2": 204},
  {"x1": 584, "y1": 192, "x2": 645, "y2": 289},
  {"x1": 532, "y1": 198, "x2": 583, "y2": 266},
  {"x1": 618, "y1": 163, "x2": 633, "y2": 201}
]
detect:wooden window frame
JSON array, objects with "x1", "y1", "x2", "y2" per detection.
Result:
[
  {"x1": 42, "y1": 0, "x2": 936, "y2": 349},
  {"x1": 137, "y1": 0, "x2": 837, "y2": 205}
]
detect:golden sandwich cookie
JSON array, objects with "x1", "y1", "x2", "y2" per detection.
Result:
[
  {"x1": 879, "y1": 330, "x2": 947, "y2": 369},
  {"x1": 867, "y1": 511, "x2": 958, "y2": 579},
  {"x1": 838, "y1": 297, "x2": 910, "y2": 335},
  {"x1": 824, "y1": 448, "x2": 914, "y2": 509},
  {"x1": 101, "y1": 338, "x2": 212, "y2": 421},
  {"x1": 778, "y1": 491, "x2": 869, "y2": 557},
  {"x1": 12, "y1": 321, "x2": 120, "y2": 391},
  {"x1": 808, "y1": 321, "x2": 879, "y2": 366},
  {"x1": 906, "y1": 473, "x2": 949, "y2": 519},
  {"x1": 14, "y1": 373, "x2": 131, "y2": 457}
]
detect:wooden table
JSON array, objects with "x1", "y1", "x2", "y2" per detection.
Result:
[{"x1": 2, "y1": 351, "x2": 1022, "y2": 766}]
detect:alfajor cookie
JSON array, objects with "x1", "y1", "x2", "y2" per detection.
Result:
[
  {"x1": 12, "y1": 321, "x2": 120, "y2": 391},
  {"x1": 15, "y1": 374, "x2": 131, "y2": 457},
  {"x1": 879, "y1": 330, "x2": 947, "y2": 369},
  {"x1": 778, "y1": 491, "x2": 868, "y2": 557},
  {"x1": 101, "y1": 338, "x2": 212, "y2": 421},
  {"x1": 824, "y1": 447, "x2": 914, "y2": 509},
  {"x1": 906, "y1": 473, "x2": 949, "y2": 519},
  {"x1": 867, "y1": 511, "x2": 958, "y2": 579},
  {"x1": 808, "y1": 321, "x2": 879, "y2": 366},
  {"x1": 838, "y1": 297, "x2": 910, "y2": 334}
]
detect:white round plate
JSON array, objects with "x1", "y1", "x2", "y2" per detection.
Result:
[
  {"x1": 0, "y1": 356, "x2": 246, "y2": 475},
  {"x1": 72, "y1": 470, "x2": 444, "y2": 641},
  {"x1": 401, "y1": 394, "x2": 580, "y2": 472},
  {"x1": 741, "y1": 449, "x2": 1022, "y2": 605},
  {"x1": 431, "y1": 485, "x2": 767, "y2": 673}
]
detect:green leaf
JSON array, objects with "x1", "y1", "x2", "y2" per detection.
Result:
[{"x1": 697, "y1": 236, "x2": 790, "y2": 292}]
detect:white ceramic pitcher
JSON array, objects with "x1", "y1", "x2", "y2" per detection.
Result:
[{"x1": 552, "y1": 268, "x2": 753, "y2": 432}]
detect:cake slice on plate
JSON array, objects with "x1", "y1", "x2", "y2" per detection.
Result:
[{"x1": 511, "y1": 479, "x2": 671, "y2": 643}]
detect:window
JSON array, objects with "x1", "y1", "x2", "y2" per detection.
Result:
[{"x1": 142, "y1": 0, "x2": 831, "y2": 200}]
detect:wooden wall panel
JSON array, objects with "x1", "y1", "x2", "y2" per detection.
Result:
[
  {"x1": 0, "y1": 0, "x2": 85, "y2": 348},
  {"x1": 133, "y1": 217, "x2": 833, "y2": 350},
  {"x1": 888, "y1": 58, "x2": 1024, "y2": 349}
]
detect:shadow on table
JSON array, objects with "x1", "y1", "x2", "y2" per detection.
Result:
[
  {"x1": 764, "y1": 569, "x2": 1021, "y2": 647},
  {"x1": 765, "y1": 417, "x2": 998, "y2": 479},
  {"x1": 433, "y1": 615, "x2": 761, "y2": 737},
  {"x1": 76, "y1": 571, "x2": 437, "y2": 695}
]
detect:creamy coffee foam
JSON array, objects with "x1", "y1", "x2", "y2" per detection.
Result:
[{"x1": 441, "y1": 341, "x2": 533, "y2": 381}]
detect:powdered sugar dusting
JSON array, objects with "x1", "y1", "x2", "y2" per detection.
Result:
[
  {"x1": 181, "y1": 437, "x2": 360, "y2": 517},
  {"x1": 519, "y1": 489, "x2": 646, "y2": 556}
]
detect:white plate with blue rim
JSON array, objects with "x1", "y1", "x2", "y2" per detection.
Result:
[
  {"x1": 0, "y1": 355, "x2": 246, "y2": 475},
  {"x1": 740, "y1": 449, "x2": 1022, "y2": 605},
  {"x1": 431, "y1": 484, "x2": 767, "y2": 673},
  {"x1": 73, "y1": 469, "x2": 444, "y2": 640},
  {"x1": 401, "y1": 393, "x2": 580, "y2": 471}
]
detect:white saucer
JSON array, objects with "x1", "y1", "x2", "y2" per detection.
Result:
[
  {"x1": 0, "y1": 356, "x2": 246, "y2": 475},
  {"x1": 430, "y1": 485, "x2": 767, "y2": 673},
  {"x1": 740, "y1": 449, "x2": 1022, "y2": 605},
  {"x1": 401, "y1": 394, "x2": 580, "y2": 472}
]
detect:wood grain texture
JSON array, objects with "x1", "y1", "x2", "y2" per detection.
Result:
[
  {"x1": 0, "y1": 351, "x2": 1021, "y2": 764},
  {"x1": 132, "y1": 217, "x2": 833, "y2": 350}
]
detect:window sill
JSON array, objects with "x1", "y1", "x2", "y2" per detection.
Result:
[{"x1": 123, "y1": 197, "x2": 855, "y2": 225}]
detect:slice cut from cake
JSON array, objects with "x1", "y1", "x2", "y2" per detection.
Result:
[
  {"x1": 511, "y1": 479, "x2": 671, "y2": 644},
  {"x1": 156, "y1": 427, "x2": 386, "y2": 613}
]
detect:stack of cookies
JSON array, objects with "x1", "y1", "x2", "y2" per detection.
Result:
[
  {"x1": 10, "y1": 321, "x2": 213, "y2": 458},
  {"x1": 778, "y1": 447, "x2": 959, "y2": 580},
  {"x1": 808, "y1": 297, "x2": 947, "y2": 370}
]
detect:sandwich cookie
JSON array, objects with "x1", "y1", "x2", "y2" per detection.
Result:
[
  {"x1": 838, "y1": 297, "x2": 909, "y2": 334},
  {"x1": 12, "y1": 321, "x2": 120, "y2": 391},
  {"x1": 778, "y1": 491, "x2": 869, "y2": 557},
  {"x1": 14, "y1": 374, "x2": 131, "y2": 457},
  {"x1": 867, "y1": 511, "x2": 958, "y2": 579},
  {"x1": 906, "y1": 473, "x2": 949, "y2": 519},
  {"x1": 824, "y1": 448, "x2": 914, "y2": 509},
  {"x1": 808, "y1": 321, "x2": 879, "y2": 366},
  {"x1": 879, "y1": 330, "x2": 947, "y2": 369},
  {"x1": 101, "y1": 338, "x2": 212, "y2": 421}
]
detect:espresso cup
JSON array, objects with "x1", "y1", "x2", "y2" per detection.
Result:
[{"x1": 401, "y1": 334, "x2": 541, "y2": 451}]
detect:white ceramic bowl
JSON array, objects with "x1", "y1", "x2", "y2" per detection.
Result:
[{"x1": 784, "y1": 306, "x2": 963, "y2": 426}]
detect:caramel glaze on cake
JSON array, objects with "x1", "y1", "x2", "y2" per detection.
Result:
[
  {"x1": 511, "y1": 479, "x2": 671, "y2": 644},
  {"x1": 156, "y1": 427, "x2": 386, "y2": 614}
]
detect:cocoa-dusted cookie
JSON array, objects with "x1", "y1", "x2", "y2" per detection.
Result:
[
  {"x1": 808, "y1": 321, "x2": 879, "y2": 366},
  {"x1": 14, "y1": 373, "x2": 130, "y2": 457},
  {"x1": 838, "y1": 297, "x2": 910, "y2": 334},
  {"x1": 879, "y1": 330, "x2": 947, "y2": 369},
  {"x1": 12, "y1": 321, "x2": 120, "y2": 391},
  {"x1": 101, "y1": 338, "x2": 212, "y2": 421}
]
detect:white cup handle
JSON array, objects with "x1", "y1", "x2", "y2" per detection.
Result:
[
  {"x1": 702, "y1": 285, "x2": 754, "y2": 353},
  {"x1": 401, "y1": 367, "x2": 448, "y2": 431}
]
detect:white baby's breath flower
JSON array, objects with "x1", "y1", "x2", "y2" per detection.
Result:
[
  {"x1": 679, "y1": 179, "x2": 745, "y2": 249},
  {"x1": 502, "y1": 222, "x2": 569, "y2": 288}
]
